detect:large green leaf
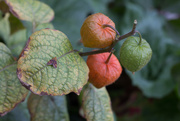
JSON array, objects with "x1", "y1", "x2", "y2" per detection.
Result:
[
  {"x1": 17, "y1": 29, "x2": 89, "y2": 96},
  {"x1": 0, "y1": 13, "x2": 10, "y2": 41},
  {"x1": 82, "y1": 84, "x2": 114, "y2": 121},
  {"x1": 5, "y1": 29, "x2": 27, "y2": 56},
  {"x1": 28, "y1": 93, "x2": 69, "y2": 121},
  {"x1": 0, "y1": 94, "x2": 30, "y2": 121},
  {"x1": 0, "y1": 42, "x2": 28, "y2": 116},
  {"x1": 5, "y1": 0, "x2": 54, "y2": 23}
]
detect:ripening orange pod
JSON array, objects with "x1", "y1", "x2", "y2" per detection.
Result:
[
  {"x1": 80, "y1": 13, "x2": 116, "y2": 48},
  {"x1": 86, "y1": 52, "x2": 122, "y2": 88}
]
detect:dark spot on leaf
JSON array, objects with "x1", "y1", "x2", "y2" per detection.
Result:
[
  {"x1": 17, "y1": 68, "x2": 32, "y2": 90},
  {"x1": 20, "y1": 81, "x2": 32, "y2": 90},
  {"x1": 40, "y1": 91, "x2": 50, "y2": 95},
  {"x1": 17, "y1": 69, "x2": 32, "y2": 90},
  {"x1": 47, "y1": 57, "x2": 57, "y2": 68}
]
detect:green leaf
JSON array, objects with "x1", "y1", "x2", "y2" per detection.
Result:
[
  {"x1": 17, "y1": 29, "x2": 89, "y2": 96},
  {"x1": 82, "y1": 84, "x2": 114, "y2": 121},
  {"x1": 28, "y1": 93, "x2": 69, "y2": 121},
  {"x1": 0, "y1": 42, "x2": 28, "y2": 116},
  {"x1": 127, "y1": 64, "x2": 175, "y2": 98},
  {"x1": 5, "y1": 29, "x2": 27, "y2": 56},
  {"x1": 5, "y1": 0, "x2": 54, "y2": 23},
  {"x1": 9, "y1": 13, "x2": 25, "y2": 34},
  {"x1": 35, "y1": 23, "x2": 54, "y2": 32},
  {"x1": 0, "y1": 94, "x2": 30, "y2": 121},
  {"x1": 0, "y1": 13, "x2": 10, "y2": 41}
]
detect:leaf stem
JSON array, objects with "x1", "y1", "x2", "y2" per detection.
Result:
[{"x1": 79, "y1": 20, "x2": 138, "y2": 56}]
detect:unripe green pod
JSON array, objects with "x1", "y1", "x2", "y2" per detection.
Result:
[{"x1": 120, "y1": 36, "x2": 152, "y2": 72}]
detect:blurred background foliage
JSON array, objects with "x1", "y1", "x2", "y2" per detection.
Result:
[{"x1": 0, "y1": 0, "x2": 180, "y2": 121}]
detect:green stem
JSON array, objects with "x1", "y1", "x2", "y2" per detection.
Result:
[
  {"x1": 79, "y1": 20, "x2": 138, "y2": 56},
  {"x1": 136, "y1": 31, "x2": 142, "y2": 45}
]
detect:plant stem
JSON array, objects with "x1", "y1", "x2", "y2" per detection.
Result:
[
  {"x1": 135, "y1": 31, "x2": 142, "y2": 45},
  {"x1": 105, "y1": 49, "x2": 115, "y2": 64},
  {"x1": 79, "y1": 20, "x2": 138, "y2": 56},
  {"x1": 102, "y1": 24, "x2": 120, "y2": 36},
  {"x1": 79, "y1": 48, "x2": 111, "y2": 56}
]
